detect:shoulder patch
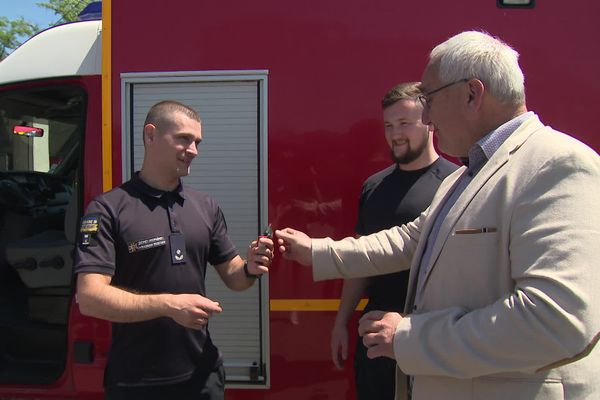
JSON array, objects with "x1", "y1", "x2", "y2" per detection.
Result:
[{"x1": 80, "y1": 214, "x2": 100, "y2": 234}]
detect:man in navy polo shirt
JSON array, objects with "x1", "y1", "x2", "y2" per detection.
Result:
[{"x1": 74, "y1": 100, "x2": 273, "y2": 400}]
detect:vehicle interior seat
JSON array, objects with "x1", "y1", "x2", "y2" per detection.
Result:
[{"x1": 4, "y1": 187, "x2": 78, "y2": 324}]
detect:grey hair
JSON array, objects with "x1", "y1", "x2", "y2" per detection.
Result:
[{"x1": 429, "y1": 31, "x2": 525, "y2": 105}]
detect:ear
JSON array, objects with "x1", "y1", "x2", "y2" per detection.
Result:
[
  {"x1": 427, "y1": 123, "x2": 435, "y2": 136},
  {"x1": 466, "y1": 79, "x2": 485, "y2": 110},
  {"x1": 143, "y1": 124, "x2": 156, "y2": 146}
]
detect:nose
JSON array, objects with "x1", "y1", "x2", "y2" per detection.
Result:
[
  {"x1": 187, "y1": 141, "x2": 198, "y2": 157},
  {"x1": 386, "y1": 126, "x2": 403, "y2": 140},
  {"x1": 388, "y1": 125, "x2": 402, "y2": 137}
]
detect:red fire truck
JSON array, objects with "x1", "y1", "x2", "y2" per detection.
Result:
[{"x1": 0, "y1": 0, "x2": 598, "y2": 398}]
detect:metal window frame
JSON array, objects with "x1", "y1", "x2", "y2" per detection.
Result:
[{"x1": 120, "y1": 70, "x2": 270, "y2": 389}]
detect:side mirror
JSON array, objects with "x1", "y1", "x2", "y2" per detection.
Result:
[{"x1": 13, "y1": 125, "x2": 44, "y2": 138}]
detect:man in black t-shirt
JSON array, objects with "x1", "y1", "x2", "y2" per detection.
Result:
[
  {"x1": 330, "y1": 83, "x2": 457, "y2": 400},
  {"x1": 74, "y1": 100, "x2": 274, "y2": 400}
]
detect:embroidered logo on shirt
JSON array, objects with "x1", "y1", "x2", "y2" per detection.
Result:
[
  {"x1": 127, "y1": 236, "x2": 167, "y2": 253},
  {"x1": 80, "y1": 214, "x2": 100, "y2": 233}
]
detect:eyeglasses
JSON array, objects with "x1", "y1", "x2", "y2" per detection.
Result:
[{"x1": 417, "y1": 79, "x2": 469, "y2": 108}]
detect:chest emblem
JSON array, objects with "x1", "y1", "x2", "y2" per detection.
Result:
[{"x1": 127, "y1": 236, "x2": 167, "y2": 253}]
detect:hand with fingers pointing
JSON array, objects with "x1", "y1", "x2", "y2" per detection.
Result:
[{"x1": 167, "y1": 293, "x2": 223, "y2": 330}]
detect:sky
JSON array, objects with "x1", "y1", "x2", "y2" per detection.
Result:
[{"x1": 0, "y1": 0, "x2": 61, "y2": 28}]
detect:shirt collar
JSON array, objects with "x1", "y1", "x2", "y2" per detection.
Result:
[
  {"x1": 131, "y1": 172, "x2": 185, "y2": 203},
  {"x1": 466, "y1": 111, "x2": 534, "y2": 172}
]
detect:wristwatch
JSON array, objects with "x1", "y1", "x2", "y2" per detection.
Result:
[{"x1": 243, "y1": 260, "x2": 260, "y2": 279}]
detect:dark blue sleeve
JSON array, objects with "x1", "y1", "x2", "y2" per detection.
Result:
[
  {"x1": 73, "y1": 198, "x2": 117, "y2": 276},
  {"x1": 208, "y1": 205, "x2": 238, "y2": 266}
]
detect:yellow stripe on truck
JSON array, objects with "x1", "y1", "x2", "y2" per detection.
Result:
[
  {"x1": 101, "y1": 0, "x2": 113, "y2": 192},
  {"x1": 269, "y1": 299, "x2": 367, "y2": 311}
]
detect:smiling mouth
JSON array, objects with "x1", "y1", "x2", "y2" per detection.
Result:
[{"x1": 176, "y1": 159, "x2": 192, "y2": 174}]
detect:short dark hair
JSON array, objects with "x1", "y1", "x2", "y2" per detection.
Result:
[
  {"x1": 143, "y1": 100, "x2": 200, "y2": 132},
  {"x1": 381, "y1": 82, "x2": 422, "y2": 109}
]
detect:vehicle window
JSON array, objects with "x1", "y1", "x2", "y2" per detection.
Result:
[
  {"x1": 0, "y1": 84, "x2": 85, "y2": 385},
  {"x1": 0, "y1": 86, "x2": 83, "y2": 178}
]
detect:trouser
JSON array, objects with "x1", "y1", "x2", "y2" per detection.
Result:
[
  {"x1": 354, "y1": 336, "x2": 396, "y2": 400},
  {"x1": 104, "y1": 364, "x2": 225, "y2": 400}
]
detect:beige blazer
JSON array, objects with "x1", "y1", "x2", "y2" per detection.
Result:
[{"x1": 312, "y1": 115, "x2": 600, "y2": 400}]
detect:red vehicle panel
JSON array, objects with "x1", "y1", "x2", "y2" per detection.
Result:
[{"x1": 0, "y1": 1, "x2": 598, "y2": 399}]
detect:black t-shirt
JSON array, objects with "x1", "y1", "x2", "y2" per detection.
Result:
[
  {"x1": 355, "y1": 158, "x2": 458, "y2": 312},
  {"x1": 74, "y1": 173, "x2": 237, "y2": 387}
]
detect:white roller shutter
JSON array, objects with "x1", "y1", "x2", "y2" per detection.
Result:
[{"x1": 121, "y1": 72, "x2": 268, "y2": 386}]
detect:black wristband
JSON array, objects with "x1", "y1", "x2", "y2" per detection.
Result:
[{"x1": 243, "y1": 260, "x2": 260, "y2": 279}]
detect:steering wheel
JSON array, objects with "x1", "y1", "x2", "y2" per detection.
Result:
[{"x1": 0, "y1": 172, "x2": 34, "y2": 209}]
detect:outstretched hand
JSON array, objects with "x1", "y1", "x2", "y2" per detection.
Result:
[{"x1": 275, "y1": 227, "x2": 312, "y2": 266}]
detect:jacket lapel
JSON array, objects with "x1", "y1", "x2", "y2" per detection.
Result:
[
  {"x1": 404, "y1": 167, "x2": 465, "y2": 311},
  {"x1": 405, "y1": 115, "x2": 547, "y2": 311}
]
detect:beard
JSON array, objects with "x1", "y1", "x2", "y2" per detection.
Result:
[{"x1": 390, "y1": 134, "x2": 429, "y2": 165}]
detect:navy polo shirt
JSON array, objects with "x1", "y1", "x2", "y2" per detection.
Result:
[
  {"x1": 355, "y1": 157, "x2": 458, "y2": 312},
  {"x1": 74, "y1": 172, "x2": 237, "y2": 387}
]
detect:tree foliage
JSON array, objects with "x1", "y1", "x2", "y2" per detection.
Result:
[
  {"x1": 37, "y1": 0, "x2": 96, "y2": 25},
  {"x1": 0, "y1": 16, "x2": 39, "y2": 60},
  {"x1": 0, "y1": 0, "x2": 95, "y2": 60}
]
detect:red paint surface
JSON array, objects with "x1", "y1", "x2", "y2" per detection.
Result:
[{"x1": 1, "y1": 1, "x2": 598, "y2": 398}]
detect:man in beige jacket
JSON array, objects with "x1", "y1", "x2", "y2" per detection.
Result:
[{"x1": 276, "y1": 31, "x2": 600, "y2": 400}]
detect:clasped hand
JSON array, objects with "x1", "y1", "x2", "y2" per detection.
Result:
[
  {"x1": 358, "y1": 311, "x2": 403, "y2": 360},
  {"x1": 245, "y1": 236, "x2": 275, "y2": 276}
]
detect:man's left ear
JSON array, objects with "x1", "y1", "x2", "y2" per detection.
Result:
[{"x1": 467, "y1": 79, "x2": 485, "y2": 109}]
